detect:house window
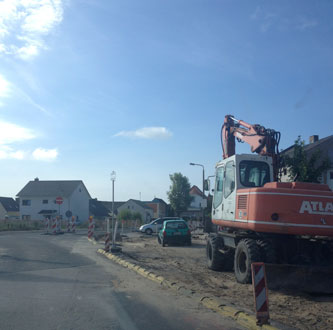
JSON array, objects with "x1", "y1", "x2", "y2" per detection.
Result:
[
  {"x1": 22, "y1": 200, "x2": 31, "y2": 206},
  {"x1": 330, "y1": 172, "x2": 333, "y2": 180},
  {"x1": 43, "y1": 200, "x2": 48, "y2": 204},
  {"x1": 22, "y1": 215, "x2": 31, "y2": 220}
]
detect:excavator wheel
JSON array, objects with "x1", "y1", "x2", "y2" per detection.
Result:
[
  {"x1": 257, "y1": 239, "x2": 277, "y2": 264},
  {"x1": 234, "y1": 238, "x2": 260, "y2": 284},
  {"x1": 206, "y1": 235, "x2": 234, "y2": 271},
  {"x1": 206, "y1": 235, "x2": 223, "y2": 270}
]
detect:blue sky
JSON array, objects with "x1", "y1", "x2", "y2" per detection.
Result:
[{"x1": 0, "y1": 0, "x2": 332, "y2": 202}]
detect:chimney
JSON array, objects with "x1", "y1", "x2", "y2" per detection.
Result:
[{"x1": 309, "y1": 135, "x2": 319, "y2": 144}]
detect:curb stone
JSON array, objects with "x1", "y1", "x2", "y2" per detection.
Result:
[
  {"x1": 96, "y1": 248, "x2": 278, "y2": 330},
  {"x1": 87, "y1": 237, "x2": 97, "y2": 245}
]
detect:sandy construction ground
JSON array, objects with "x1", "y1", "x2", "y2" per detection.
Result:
[{"x1": 110, "y1": 232, "x2": 333, "y2": 330}]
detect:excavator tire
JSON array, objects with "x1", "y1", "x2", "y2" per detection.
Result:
[
  {"x1": 206, "y1": 235, "x2": 223, "y2": 270},
  {"x1": 234, "y1": 238, "x2": 260, "y2": 284},
  {"x1": 257, "y1": 239, "x2": 277, "y2": 264},
  {"x1": 206, "y1": 235, "x2": 234, "y2": 271}
]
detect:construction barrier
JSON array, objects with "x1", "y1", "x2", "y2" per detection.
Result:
[
  {"x1": 105, "y1": 232, "x2": 110, "y2": 252},
  {"x1": 52, "y1": 218, "x2": 57, "y2": 235},
  {"x1": 71, "y1": 216, "x2": 76, "y2": 233},
  {"x1": 45, "y1": 218, "x2": 50, "y2": 234},
  {"x1": 251, "y1": 262, "x2": 270, "y2": 325},
  {"x1": 56, "y1": 216, "x2": 61, "y2": 233},
  {"x1": 88, "y1": 216, "x2": 94, "y2": 239}
]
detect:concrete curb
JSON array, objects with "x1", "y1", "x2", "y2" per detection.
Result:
[
  {"x1": 87, "y1": 237, "x2": 97, "y2": 245},
  {"x1": 96, "y1": 248, "x2": 277, "y2": 330}
]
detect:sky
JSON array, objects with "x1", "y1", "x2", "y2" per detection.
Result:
[{"x1": 0, "y1": 0, "x2": 332, "y2": 203}]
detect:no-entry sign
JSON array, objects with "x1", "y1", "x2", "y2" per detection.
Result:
[{"x1": 55, "y1": 196, "x2": 63, "y2": 205}]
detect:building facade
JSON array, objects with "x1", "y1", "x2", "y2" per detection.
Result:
[
  {"x1": 0, "y1": 197, "x2": 19, "y2": 220},
  {"x1": 17, "y1": 179, "x2": 91, "y2": 222},
  {"x1": 280, "y1": 135, "x2": 333, "y2": 190},
  {"x1": 181, "y1": 185, "x2": 206, "y2": 220},
  {"x1": 117, "y1": 199, "x2": 154, "y2": 222},
  {"x1": 144, "y1": 198, "x2": 167, "y2": 219}
]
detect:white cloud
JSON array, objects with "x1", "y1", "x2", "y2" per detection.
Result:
[
  {"x1": 0, "y1": 72, "x2": 51, "y2": 114},
  {"x1": 296, "y1": 18, "x2": 318, "y2": 31},
  {"x1": 16, "y1": 86, "x2": 51, "y2": 115},
  {"x1": 0, "y1": 120, "x2": 35, "y2": 145},
  {"x1": 0, "y1": 119, "x2": 58, "y2": 161},
  {"x1": 32, "y1": 147, "x2": 58, "y2": 161},
  {"x1": 0, "y1": 74, "x2": 11, "y2": 99},
  {"x1": 0, "y1": 146, "x2": 26, "y2": 160},
  {"x1": 250, "y1": 7, "x2": 318, "y2": 33},
  {"x1": 0, "y1": 0, "x2": 64, "y2": 60},
  {"x1": 114, "y1": 127, "x2": 173, "y2": 139}
]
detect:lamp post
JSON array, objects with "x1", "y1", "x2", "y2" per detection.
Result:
[
  {"x1": 111, "y1": 171, "x2": 116, "y2": 244},
  {"x1": 110, "y1": 171, "x2": 121, "y2": 253},
  {"x1": 189, "y1": 163, "x2": 205, "y2": 223}
]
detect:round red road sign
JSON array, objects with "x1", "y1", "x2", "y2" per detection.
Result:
[{"x1": 55, "y1": 196, "x2": 63, "y2": 205}]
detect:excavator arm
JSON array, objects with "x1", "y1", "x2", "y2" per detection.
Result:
[{"x1": 221, "y1": 115, "x2": 281, "y2": 180}]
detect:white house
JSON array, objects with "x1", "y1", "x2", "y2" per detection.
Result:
[
  {"x1": 16, "y1": 178, "x2": 91, "y2": 222},
  {"x1": 180, "y1": 185, "x2": 207, "y2": 220},
  {"x1": 117, "y1": 199, "x2": 154, "y2": 222}
]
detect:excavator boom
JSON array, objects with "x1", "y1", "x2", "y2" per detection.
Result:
[{"x1": 221, "y1": 115, "x2": 281, "y2": 180}]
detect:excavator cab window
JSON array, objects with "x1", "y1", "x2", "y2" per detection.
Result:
[
  {"x1": 224, "y1": 161, "x2": 235, "y2": 198},
  {"x1": 239, "y1": 161, "x2": 270, "y2": 187},
  {"x1": 213, "y1": 166, "x2": 224, "y2": 209}
]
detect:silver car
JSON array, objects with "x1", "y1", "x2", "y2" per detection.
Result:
[{"x1": 139, "y1": 217, "x2": 183, "y2": 234}]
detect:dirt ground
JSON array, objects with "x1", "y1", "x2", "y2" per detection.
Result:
[{"x1": 112, "y1": 232, "x2": 333, "y2": 330}]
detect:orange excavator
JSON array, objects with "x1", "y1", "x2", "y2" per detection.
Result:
[{"x1": 207, "y1": 115, "x2": 333, "y2": 284}]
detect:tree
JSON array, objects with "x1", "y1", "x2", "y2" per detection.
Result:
[
  {"x1": 167, "y1": 172, "x2": 193, "y2": 216},
  {"x1": 118, "y1": 209, "x2": 132, "y2": 221},
  {"x1": 283, "y1": 136, "x2": 331, "y2": 182},
  {"x1": 132, "y1": 212, "x2": 142, "y2": 221}
]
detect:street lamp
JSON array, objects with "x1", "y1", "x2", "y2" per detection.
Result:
[
  {"x1": 189, "y1": 163, "x2": 205, "y2": 223},
  {"x1": 109, "y1": 171, "x2": 121, "y2": 253},
  {"x1": 110, "y1": 171, "x2": 116, "y2": 246}
]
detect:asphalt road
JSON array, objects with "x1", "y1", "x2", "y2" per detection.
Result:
[{"x1": 0, "y1": 231, "x2": 243, "y2": 330}]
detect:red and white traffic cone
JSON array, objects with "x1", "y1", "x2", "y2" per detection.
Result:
[
  {"x1": 52, "y1": 218, "x2": 57, "y2": 235},
  {"x1": 105, "y1": 233, "x2": 110, "y2": 252},
  {"x1": 88, "y1": 216, "x2": 94, "y2": 239},
  {"x1": 71, "y1": 216, "x2": 76, "y2": 233}
]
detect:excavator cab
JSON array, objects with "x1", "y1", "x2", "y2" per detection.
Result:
[{"x1": 212, "y1": 154, "x2": 273, "y2": 223}]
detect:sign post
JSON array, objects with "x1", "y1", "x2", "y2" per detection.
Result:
[{"x1": 55, "y1": 197, "x2": 63, "y2": 232}]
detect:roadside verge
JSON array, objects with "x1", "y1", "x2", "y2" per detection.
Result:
[{"x1": 97, "y1": 248, "x2": 278, "y2": 330}]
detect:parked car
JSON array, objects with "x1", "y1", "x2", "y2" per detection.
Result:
[
  {"x1": 139, "y1": 217, "x2": 183, "y2": 234},
  {"x1": 157, "y1": 219, "x2": 191, "y2": 247}
]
